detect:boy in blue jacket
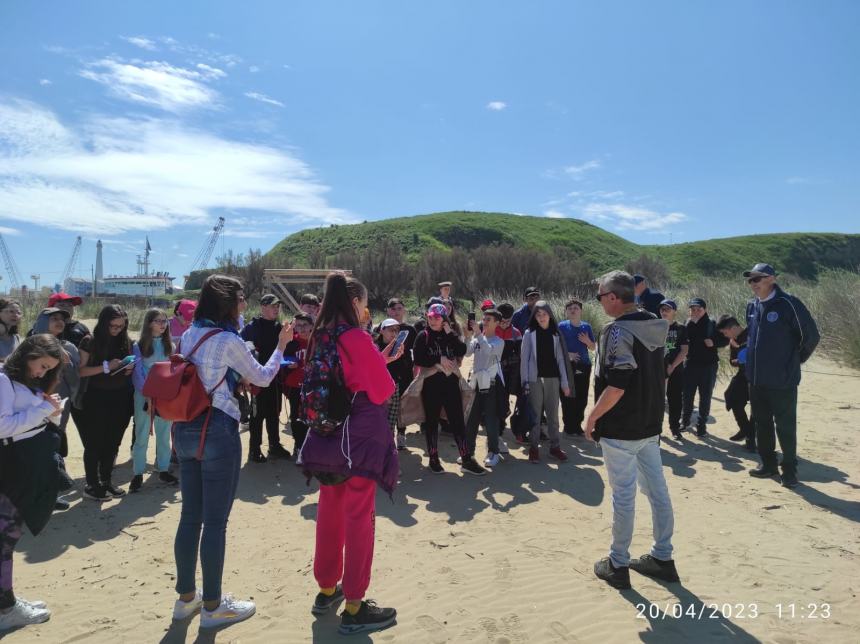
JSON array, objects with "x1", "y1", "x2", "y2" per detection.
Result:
[{"x1": 743, "y1": 264, "x2": 819, "y2": 488}]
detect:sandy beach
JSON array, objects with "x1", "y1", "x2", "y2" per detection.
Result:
[{"x1": 4, "y1": 352, "x2": 858, "y2": 643}]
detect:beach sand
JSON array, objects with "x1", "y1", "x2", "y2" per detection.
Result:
[{"x1": 5, "y1": 352, "x2": 859, "y2": 643}]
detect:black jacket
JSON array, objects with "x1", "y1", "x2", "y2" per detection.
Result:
[
  {"x1": 638, "y1": 288, "x2": 665, "y2": 317},
  {"x1": 594, "y1": 310, "x2": 668, "y2": 441},
  {"x1": 240, "y1": 317, "x2": 282, "y2": 364},
  {"x1": 412, "y1": 328, "x2": 466, "y2": 369},
  {"x1": 685, "y1": 314, "x2": 726, "y2": 365},
  {"x1": 745, "y1": 285, "x2": 819, "y2": 389}
]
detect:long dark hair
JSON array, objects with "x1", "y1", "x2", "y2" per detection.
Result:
[
  {"x1": 88, "y1": 305, "x2": 132, "y2": 364},
  {"x1": 2, "y1": 333, "x2": 64, "y2": 393},
  {"x1": 195, "y1": 274, "x2": 242, "y2": 327},
  {"x1": 0, "y1": 298, "x2": 22, "y2": 335},
  {"x1": 138, "y1": 308, "x2": 173, "y2": 358},
  {"x1": 527, "y1": 300, "x2": 559, "y2": 334},
  {"x1": 312, "y1": 272, "x2": 365, "y2": 335}
]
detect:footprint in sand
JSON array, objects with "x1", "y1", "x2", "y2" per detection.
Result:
[
  {"x1": 549, "y1": 621, "x2": 578, "y2": 641},
  {"x1": 417, "y1": 614, "x2": 450, "y2": 643},
  {"x1": 495, "y1": 556, "x2": 512, "y2": 581}
]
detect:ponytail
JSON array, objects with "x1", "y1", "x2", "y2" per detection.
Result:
[{"x1": 312, "y1": 272, "x2": 366, "y2": 336}]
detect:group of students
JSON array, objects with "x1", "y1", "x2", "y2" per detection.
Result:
[{"x1": 0, "y1": 260, "x2": 820, "y2": 635}]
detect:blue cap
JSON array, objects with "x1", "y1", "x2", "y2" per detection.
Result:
[
  {"x1": 659, "y1": 298, "x2": 677, "y2": 311},
  {"x1": 743, "y1": 263, "x2": 778, "y2": 278},
  {"x1": 688, "y1": 297, "x2": 707, "y2": 308},
  {"x1": 633, "y1": 274, "x2": 646, "y2": 284}
]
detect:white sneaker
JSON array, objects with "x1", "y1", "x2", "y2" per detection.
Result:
[
  {"x1": 396, "y1": 433, "x2": 407, "y2": 450},
  {"x1": 200, "y1": 594, "x2": 256, "y2": 629},
  {"x1": 0, "y1": 599, "x2": 51, "y2": 631},
  {"x1": 484, "y1": 452, "x2": 501, "y2": 467},
  {"x1": 498, "y1": 440, "x2": 509, "y2": 454},
  {"x1": 173, "y1": 589, "x2": 203, "y2": 620},
  {"x1": 456, "y1": 456, "x2": 462, "y2": 465},
  {"x1": 18, "y1": 598, "x2": 47, "y2": 609}
]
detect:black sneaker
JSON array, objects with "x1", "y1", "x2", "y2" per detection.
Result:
[
  {"x1": 103, "y1": 482, "x2": 126, "y2": 498},
  {"x1": 54, "y1": 497, "x2": 71, "y2": 511},
  {"x1": 460, "y1": 457, "x2": 487, "y2": 477},
  {"x1": 130, "y1": 474, "x2": 143, "y2": 493},
  {"x1": 268, "y1": 444, "x2": 292, "y2": 460},
  {"x1": 428, "y1": 455, "x2": 444, "y2": 474},
  {"x1": 671, "y1": 430, "x2": 683, "y2": 440},
  {"x1": 338, "y1": 600, "x2": 396, "y2": 635},
  {"x1": 311, "y1": 585, "x2": 344, "y2": 615},
  {"x1": 159, "y1": 471, "x2": 179, "y2": 485},
  {"x1": 594, "y1": 557, "x2": 631, "y2": 589},
  {"x1": 749, "y1": 465, "x2": 779, "y2": 478},
  {"x1": 728, "y1": 430, "x2": 746, "y2": 441},
  {"x1": 249, "y1": 451, "x2": 267, "y2": 464},
  {"x1": 84, "y1": 484, "x2": 111, "y2": 501},
  {"x1": 744, "y1": 440, "x2": 757, "y2": 453},
  {"x1": 629, "y1": 554, "x2": 680, "y2": 582},
  {"x1": 780, "y1": 472, "x2": 799, "y2": 488},
  {"x1": 695, "y1": 428, "x2": 708, "y2": 437}
]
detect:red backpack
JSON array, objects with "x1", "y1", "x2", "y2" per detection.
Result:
[{"x1": 142, "y1": 329, "x2": 226, "y2": 460}]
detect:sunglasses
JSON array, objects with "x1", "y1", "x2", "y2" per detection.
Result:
[
  {"x1": 595, "y1": 292, "x2": 612, "y2": 301},
  {"x1": 747, "y1": 276, "x2": 767, "y2": 284}
]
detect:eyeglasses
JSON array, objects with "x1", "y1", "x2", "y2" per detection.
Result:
[
  {"x1": 153, "y1": 318, "x2": 168, "y2": 325},
  {"x1": 595, "y1": 292, "x2": 612, "y2": 301},
  {"x1": 747, "y1": 276, "x2": 766, "y2": 284}
]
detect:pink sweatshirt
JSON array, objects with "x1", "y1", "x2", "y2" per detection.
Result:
[{"x1": 338, "y1": 328, "x2": 394, "y2": 404}]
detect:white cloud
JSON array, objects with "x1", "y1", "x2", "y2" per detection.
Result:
[
  {"x1": 244, "y1": 92, "x2": 284, "y2": 108},
  {"x1": 122, "y1": 36, "x2": 158, "y2": 51},
  {"x1": 249, "y1": 65, "x2": 261, "y2": 73},
  {"x1": 80, "y1": 58, "x2": 220, "y2": 112},
  {"x1": 486, "y1": 101, "x2": 507, "y2": 111},
  {"x1": 563, "y1": 159, "x2": 601, "y2": 179},
  {"x1": 544, "y1": 209, "x2": 566, "y2": 219},
  {"x1": 0, "y1": 226, "x2": 20, "y2": 236},
  {"x1": 195, "y1": 63, "x2": 226, "y2": 80},
  {"x1": 581, "y1": 202, "x2": 687, "y2": 231},
  {"x1": 39, "y1": 79, "x2": 52, "y2": 86},
  {"x1": 0, "y1": 100, "x2": 353, "y2": 235}
]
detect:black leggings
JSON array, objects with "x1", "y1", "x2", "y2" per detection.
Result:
[
  {"x1": 420, "y1": 373, "x2": 467, "y2": 458},
  {"x1": 249, "y1": 384, "x2": 282, "y2": 452},
  {"x1": 71, "y1": 387, "x2": 133, "y2": 487},
  {"x1": 285, "y1": 386, "x2": 308, "y2": 452}
]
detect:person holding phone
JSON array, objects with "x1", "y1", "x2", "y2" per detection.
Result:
[
  {"x1": 70, "y1": 305, "x2": 135, "y2": 501},
  {"x1": 0, "y1": 334, "x2": 66, "y2": 631},
  {"x1": 375, "y1": 319, "x2": 410, "y2": 444},
  {"x1": 130, "y1": 309, "x2": 177, "y2": 493},
  {"x1": 282, "y1": 313, "x2": 313, "y2": 453},
  {"x1": 383, "y1": 298, "x2": 416, "y2": 448},
  {"x1": 465, "y1": 309, "x2": 505, "y2": 467}
]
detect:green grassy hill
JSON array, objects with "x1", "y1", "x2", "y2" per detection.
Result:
[{"x1": 265, "y1": 211, "x2": 860, "y2": 281}]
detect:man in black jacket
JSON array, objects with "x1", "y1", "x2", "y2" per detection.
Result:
[
  {"x1": 743, "y1": 263, "x2": 819, "y2": 488},
  {"x1": 633, "y1": 275, "x2": 665, "y2": 317},
  {"x1": 682, "y1": 298, "x2": 726, "y2": 436},
  {"x1": 240, "y1": 294, "x2": 291, "y2": 463},
  {"x1": 586, "y1": 270, "x2": 679, "y2": 590},
  {"x1": 716, "y1": 315, "x2": 755, "y2": 452}
]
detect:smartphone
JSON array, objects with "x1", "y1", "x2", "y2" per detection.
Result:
[
  {"x1": 110, "y1": 358, "x2": 138, "y2": 376},
  {"x1": 468, "y1": 312, "x2": 476, "y2": 322},
  {"x1": 391, "y1": 329, "x2": 410, "y2": 355}
]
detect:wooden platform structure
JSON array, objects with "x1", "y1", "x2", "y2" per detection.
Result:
[{"x1": 262, "y1": 268, "x2": 351, "y2": 313}]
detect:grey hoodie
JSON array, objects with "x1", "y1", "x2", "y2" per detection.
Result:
[
  {"x1": 594, "y1": 316, "x2": 669, "y2": 381},
  {"x1": 32, "y1": 311, "x2": 81, "y2": 401}
]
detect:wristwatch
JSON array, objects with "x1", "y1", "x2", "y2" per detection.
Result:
[{"x1": 102, "y1": 360, "x2": 110, "y2": 374}]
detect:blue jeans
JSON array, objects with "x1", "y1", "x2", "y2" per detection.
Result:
[
  {"x1": 173, "y1": 408, "x2": 241, "y2": 602},
  {"x1": 600, "y1": 435, "x2": 674, "y2": 568}
]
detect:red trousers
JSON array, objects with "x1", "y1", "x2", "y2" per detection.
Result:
[{"x1": 314, "y1": 476, "x2": 376, "y2": 601}]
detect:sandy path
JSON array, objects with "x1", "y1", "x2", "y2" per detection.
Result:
[{"x1": 5, "y1": 353, "x2": 858, "y2": 643}]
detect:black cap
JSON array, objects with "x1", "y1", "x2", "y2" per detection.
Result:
[
  {"x1": 40, "y1": 307, "x2": 71, "y2": 319},
  {"x1": 386, "y1": 297, "x2": 403, "y2": 308},
  {"x1": 260, "y1": 294, "x2": 281, "y2": 306},
  {"x1": 658, "y1": 299, "x2": 677, "y2": 311},
  {"x1": 426, "y1": 296, "x2": 445, "y2": 309},
  {"x1": 688, "y1": 297, "x2": 707, "y2": 308},
  {"x1": 633, "y1": 274, "x2": 646, "y2": 285},
  {"x1": 743, "y1": 263, "x2": 778, "y2": 278},
  {"x1": 497, "y1": 302, "x2": 514, "y2": 318},
  {"x1": 524, "y1": 286, "x2": 540, "y2": 297}
]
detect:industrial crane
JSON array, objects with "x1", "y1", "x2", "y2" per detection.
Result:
[
  {"x1": 0, "y1": 233, "x2": 24, "y2": 294},
  {"x1": 185, "y1": 217, "x2": 225, "y2": 287},
  {"x1": 60, "y1": 236, "x2": 82, "y2": 284}
]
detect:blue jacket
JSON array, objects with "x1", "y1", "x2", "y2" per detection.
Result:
[
  {"x1": 511, "y1": 304, "x2": 532, "y2": 333},
  {"x1": 637, "y1": 287, "x2": 665, "y2": 317},
  {"x1": 745, "y1": 285, "x2": 819, "y2": 389}
]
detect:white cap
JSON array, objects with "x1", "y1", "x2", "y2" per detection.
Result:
[{"x1": 379, "y1": 318, "x2": 400, "y2": 330}]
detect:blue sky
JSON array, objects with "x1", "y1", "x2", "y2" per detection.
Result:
[{"x1": 0, "y1": 0, "x2": 858, "y2": 289}]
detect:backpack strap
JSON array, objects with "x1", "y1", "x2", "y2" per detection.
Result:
[{"x1": 184, "y1": 329, "x2": 223, "y2": 358}]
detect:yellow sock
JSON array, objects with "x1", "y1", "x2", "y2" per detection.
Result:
[
  {"x1": 319, "y1": 586, "x2": 337, "y2": 597},
  {"x1": 345, "y1": 601, "x2": 362, "y2": 615}
]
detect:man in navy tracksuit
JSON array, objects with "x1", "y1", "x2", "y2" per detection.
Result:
[{"x1": 744, "y1": 263, "x2": 819, "y2": 488}]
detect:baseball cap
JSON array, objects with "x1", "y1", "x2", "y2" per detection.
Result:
[
  {"x1": 480, "y1": 298, "x2": 496, "y2": 311},
  {"x1": 427, "y1": 303, "x2": 447, "y2": 318},
  {"x1": 426, "y1": 296, "x2": 445, "y2": 308},
  {"x1": 437, "y1": 281, "x2": 452, "y2": 287},
  {"x1": 40, "y1": 307, "x2": 71, "y2": 319},
  {"x1": 483, "y1": 308, "x2": 502, "y2": 321},
  {"x1": 386, "y1": 297, "x2": 403, "y2": 308},
  {"x1": 633, "y1": 274, "x2": 646, "y2": 285},
  {"x1": 379, "y1": 318, "x2": 400, "y2": 330},
  {"x1": 497, "y1": 302, "x2": 514, "y2": 319},
  {"x1": 743, "y1": 263, "x2": 778, "y2": 278},
  {"x1": 524, "y1": 286, "x2": 540, "y2": 297},
  {"x1": 47, "y1": 292, "x2": 83, "y2": 307},
  {"x1": 688, "y1": 297, "x2": 707, "y2": 308},
  {"x1": 260, "y1": 294, "x2": 281, "y2": 306},
  {"x1": 659, "y1": 299, "x2": 677, "y2": 311}
]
